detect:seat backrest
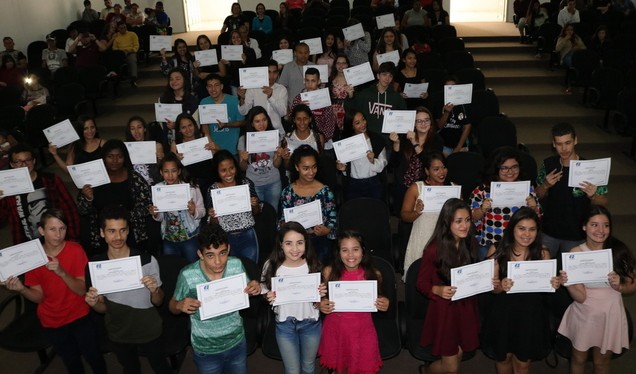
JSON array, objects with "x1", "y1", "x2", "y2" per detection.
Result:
[
  {"x1": 217, "y1": 31, "x2": 231, "y2": 46},
  {"x1": 371, "y1": 255, "x2": 402, "y2": 359},
  {"x1": 436, "y1": 36, "x2": 465, "y2": 55},
  {"x1": 518, "y1": 150, "x2": 538, "y2": 187},
  {"x1": 50, "y1": 29, "x2": 69, "y2": 50},
  {"x1": 27, "y1": 41, "x2": 48, "y2": 69},
  {"x1": 264, "y1": 9, "x2": 279, "y2": 24},
  {"x1": 338, "y1": 198, "x2": 392, "y2": 264},
  {"x1": 254, "y1": 202, "x2": 278, "y2": 266},
  {"x1": 237, "y1": 256, "x2": 265, "y2": 355},
  {"x1": 242, "y1": 10, "x2": 257, "y2": 24},
  {"x1": 446, "y1": 152, "x2": 485, "y2": 200},
  {"x1": 455, "y1": 67, "x2": 485, "y2": 91},
  {"x1": 470, "y1": 89, "x2": 500, "y2": 128},
  {"x1": 420, "y1": 68, "x2": 446, "y2": 95},
  {"x1": 431, "y1": 24, "x2": 457, "y2": 43},
  {"x1": 476, "y1": 116, "x2": 518, "y2": 159},
  {"x1": 444, "y1": 50, "x2": 474, "y2": 73},
  {"x1": 417, "y1": 52, "x2": 444, "y2": 70}
]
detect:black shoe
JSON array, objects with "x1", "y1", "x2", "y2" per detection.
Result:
[{"x1": 130, "y1": 79, "x2": 138, "y2": 88}]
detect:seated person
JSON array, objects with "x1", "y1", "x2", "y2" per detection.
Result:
[{"x1": 42, "y1": 34, "x2": 68, "y2": 74}]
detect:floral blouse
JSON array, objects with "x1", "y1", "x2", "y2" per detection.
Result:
[{"x1": 279, "y1": 184, "x2": 337, "y2": 239}]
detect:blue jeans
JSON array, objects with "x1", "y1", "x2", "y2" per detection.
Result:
[
  {"x1": 255, "y1": 179, "x2": 282, "y2": 213},
  {"x1": 163, "y1": 235, "x2": 200, "y2": 263},
  {"x1": 228, "y1": 227, "x2": 259, "y2": 263},
  {"x1": 44, "y1": 314, "x2": 106, "y2": 374},
  {"x1": 276, "y1": 317, "x2": 321, "y2": 374},
  {"x1": 193, "y1": 338, "x2": 247, "y2": 374}
]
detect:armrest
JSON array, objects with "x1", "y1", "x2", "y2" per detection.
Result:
[{"x1": 0, "y1": 293, "x2": 23, "y2": 332}]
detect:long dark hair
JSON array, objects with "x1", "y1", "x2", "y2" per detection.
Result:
[
  {"x1": 420, "y1": 151, "x2": 448, "y2": 184},
  {"x1": 245, "y1": 106, "x2": 274, "y2": 132},
  {"x1": 196, "y1": 34, "x2": 213, "y2": 51},
  {"x1": 376, "y1": 27, "x2": 402, "y2": 54},
  {"x1": 162, "y1": 68, "x2": 193, "y2": 102},
  {"x1": 328, "y1": 53, "x2": 349, "y2": 82},
  {"x1": 174, "y1": 113, "x2": 203, "y2": 144},
  {"x1": 124, "y1": 115, "x2": 150, "y2": 141},
  {"x1": 341, "y1": 111, "x2": 366, "y2": 138},
  {"x1": 173, "y1": 38, "x2": 193, "y2": 62},
  {"x1": 288, "y1": 145, "x2": 319, "y2": 183},
  {"x1": 396, "y1": 48, "x2": 417, "y2": 71},
  {"x1": 74, "y1": 115, "x2": 100, "y2": 148},
  {"x1": 493, "y1": 207, "x2": 544, "y2": 279},
  {"x1": 403, "y1": 106, "x2": 435, "y2": 160},
  {"x1": 262, "y1": 221, "x2": 321, "y2": 290},
  {"x1": 327, "y1": 230, "x2": 382, "y2": 294},
  {"x1": 211, "y1": 149, "x2": 242, "y2": 184}
]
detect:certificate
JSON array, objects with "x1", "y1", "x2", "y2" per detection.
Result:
[
  {"x1": 272, "y1": 273, "x2": 321, "y2": 306},
  {"x1": 376, "y1": 13, "x2": 396, "y2": 30},
  {"x1": 246, "y1": 130, "x2": 279, "y2": 153},
  {"x1": 43, "y1": 119, "x2": 79, "y2": 148},
  {"x1": 272, "y1": 49, "x2": 293, "y2": 65},
  {"x1": 333, "y1": 133, "x2": 369, "y2": 163},
  {"x1": 239, "y1": 66, "x2": 269, "y2": 89},
  {"x1": 507, "y1": 259, "x2": 557, "y2": 294},
  {"x1": 149, "y1": 35, "x2": 172, "y2": 51},
  {"x1": 568, "y1": 158, "x2": 611, "y2": 187},
  {"x1": 375, "y1": 50, "x2": 400, "y2": 66},
  {"x1": 343, "y1": 62, "x2": 375, "y2": 87},
  {"x1": 68, "y1": 159, "x2": 110, "y2": 188},
  {"x1": 444, "y1": 83, "x2": 473, "y2": 105},
  {"x1": 342, "y1": 23, "x2": 365, "y2": 41},
  {"x1": 451, "y1": 259, "x2": 494, "y2": 301},
  {"x1": 403, "y1": 82, "x2": 429, "y2": 98},
  {"x1": 199, "y1": 103, "x2": 228, "y2": 124},
  {"x1": 221, "y1": 45, "x2": 243, "y2": 61},
  {"x1": 283, "y1": 200, "x2": 323, "y2": 229},
  {"x1": 303, "y1": 64, "x2": 329, "y2": 82},
  {"x1": 0, "y1": 167, "x2": 35, "y2": 197},
  {"x1": 125, "y1": 141, "x2": 157, "y2": 165},
  {"x1": 197, "y1": 273, "x2": 249, "y2": 320},
  {"x1": 562, "y1": 249, "x2": 612, "y2": 286},
  {"x1": 490, "y1": 181, "x2": 531, "y2": 208},
  {"x1": 210, "y1": 184, "x2": 251, "y2": 216},
  {"x1": 421, "y1": 185, "x2": 462, "y2": 212},
  {"x1": 152, "y1": 184, "x2": 191, "y2": 212},
  {"x1": 88, "y1": 256, "x2": 144, "y2": 295},
  {"x1": 329, "y1": 280, "x2": 377, "y2": 312},
  {"x1": 381, "y1": 110, "x2": 416, "y2": 134},
  {"x1": 176, "y1": 137, "x2": 213, "y2": 166},
  {"x1": 300, "y1": 88, "x2": 332, "y2": 110},
  {"x1": 194, "y1": 49, "x2": 218, "y2": 66},
  {"x1": 154, "y1": 103, "x2": 182, "y2": 123},
  {"x1": 0, "y1": 239, "x2": 48, "y2": 282},
  {"x1": 300, "y1": 37, "x2": 323, "y2": 55}
]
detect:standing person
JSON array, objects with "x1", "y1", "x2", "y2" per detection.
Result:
[
  {"x1": 535, "y1": 122, "x2": 608, "y2": 258},
  {"x1": 261, "y1": 222, "x2": 325, "y2": 374},
  {"x1": 437, "y1": 77, "x2": 472, "y2": 156},
  {"x1": 429, "y1": 0, "x2": 450, "y2": 26},
  {"x1": 278, "y1": 42, "x2": 315, "y2": 108},
  {"x1": 193, "y1": 34, "x2": 227, "y2": 100},
  {"x1": 125, "y1": 115, "x2": 164, "y2": 185},
  {"x1": 169, "y1": 223, "x2": 261, "y2": 373},
  {"x1": 159, "y1": 68, "x2": 199, "y2": 149},
  {"x1": 481, "y1": 207, "x2": 560, "y2": 373},
  {"x1": 393, "y1": 48, "x2": 429, "y2": 110},
  {"x1": 328, "y1": 54, "x2": 354, "y2": 130},
  {"x1": 343, "y1": 18, "x2": 372, "y2": 67},
  {"x1": 558, "y1": 205, "x2": 636, "y2": 374},
  {"x1": 318, "y1": 230, "x2": 389, "y2": 374},
  {"x1": 313, "y1": 30, "x2": 339, "y2": 72},
  {"x1": 372, "y1": 28, "x2": 402, "y2": 73},
  {"x1": 556, "y1": 24, "x2": 586, "y2": 94},
  {"x1": 149, "y1": 154, "x2": 205, "y2": 263},
  {"x1": 416, "y1": 198, "x2": 481, "y2": 374},
  {"x1": 401, "y1": 0, "x2": 430, "y2": 29},
  {"x1": 282, "y1": 104, "x2": 325, "y2": 168},
  {"x1": 81, "y1": 0, "x2": 101, "y2": 23},
  {"x1": 42, "y1": 34, "x2": 68, "y2": 75},
  {"x1": 160, "y1": 39, "x2": 195, "y2": 91},
  {"x1": 3, "y1": 209, "x2": 106, "y2": 374},
  {"x1": 221, "y1": 2, "x2": 246, "y2": 33},
  {"x1": 219, "y1": 30, "x2": 257, "y2": 94},
  {"x1": 85, "y1": 206, "x2": 171, "y2": 374},
  {"x1": 252, "y1": 3, "x2": 273, "y2": 35},
  {"x1": 49, "y1": 115, "x2": 107, "y2": 174}
]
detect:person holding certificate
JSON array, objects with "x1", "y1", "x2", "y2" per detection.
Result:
[
  {"x1": 158, "y1": 68, "x2": 199, "y2": 146},
  {"x1": 85, "y1": 206, "x2": 171, "y2": 374},
  {"x1": 436, "y1": 77, "x2": 472, "y2": 156},
  {"x1": 193, "y1": 34, "x2": 227, "y2": 100},
  {"x1": 343, "y1": 18, "x2": 372, "y2": 66},
  {"x1": 205, "y1": 150, "x2": 262, "y2": 263},
  {"x1": 480, "y1": 207, "x2": 559, "y2": 373},
  {"x1": 219, "y1": 30, "x2": 257, "y2": 93},
  {"x1": 470, "y1": 147, "x2": 540, "y2": 260},
  {"x1": 328, "y1": 54, "x2": 355, "y2": 130},
  {"x1": 280, "y1": 145, "x2": 337, "y2": 264},
  {"x1": 558, "y1": 205, "x2": 636, "y2": 374},
  {"x1": 282, "y1": 104, "x2": 325, "y2": 166},
  {"x1": 336, "y1": 111, "x2": 388, "y2": 201},
  {"x1": 125, "y1": 115, "x2": 164, "y2": 185},
  {"x1": 416, "y1": 198, "x2": 481, "y2": 372},
  {"x1": 393, "y1": 48, "x2": 429, "y2": 109},
  {"x1": 312, "y1": 30, "x2": 340, "y2": 72},
  {"x1": 48, "y1": 115, "x2": 107, "y2": 174},
  {"x1": 371, "y1": 28, "x2": 403, "y2": 73},
  {"x1": 3, "y1": 209, "x2": 106, "y2": 374},
  {"x1": 159, "y1": 39, "x2": 195, "y2": 90},
  {"x1": 278, "y1": 43, "x2": 315, "y2": 107},
  {"x1": 169, "y1": 223, "x2": 261, "y2": 373},
  {"x1": 318, "y1": 231, "x2": 388, "y2": 373},
  {"x1": 261, "y1": 222, "x2": 326, "y2": 374}
]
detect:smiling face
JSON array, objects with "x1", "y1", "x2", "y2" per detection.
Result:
[
  {"x1": 403, "y1": 52, "x2": 417, "y2": 68},
  {"x1": 414, "y1": 111, "x2": 431, "y2": 134},
  {"x1": 160, "y1": 160, "x2": 181, "y2": 184},
  {"x1": 450, "y1": 208, "x2": 471, "y2": 242},
  {"x1": 295, "y1": 155, "x2": 317, "y2": 183},
  {"x1": 197, "y1": 37, "x2": 211, "y2": 50},
  {"x1": 352, "y1": 112, "x2": 367, "y2": 134},
  {"x1": 425, "y1": 159, "x2": 447, "y2": 185},
  {"x1": 206, "y1": 78, "x2": 223, "y2": 100},
  {"x1": 584, "y1": 213, "x2": 610, "y2": 247},
  {"x1": 199, "y1": 243, "x2": 230, "y2": 277},
  {"x1": 383, "y1": 30, "x2": 396, "y2": 47},
  {"x1": 128, "y1": 119, "x2": 146, "y2": 141},
  {"x1": 176, "y1": 41, "x2": 188, "y2": 56},
  {"x1": 83, "y1": 119, "x2": 97, "y2": 140},
  {"x1": 38, "y1": 217, "x2": 67, "y2": 248},
  {"x1": 498, "y1": 158, "x2": 520, "y2": 182},
  {"x1": 251, "y1": 113, "x2": 269, "y2": 132},
  {"x1": 178, "y1": 117, "x2": 196, "y2": 140},
  {"x1": 513, "y1": 218, "x2": 538, "y2": 249},
  {"x1": 293, "y1": 110, "x2": 311, "y2": 132},
  {"x1": 256, "y1": 4, "x2": 265, "y2": 16},
  {"x1": 279, "y1": 38, "x2": 290, "y2": 49},
  {"x1": 217, "y1": 159, "x2": 237, "y2": 185},
  {"x1": 281, "y1": 230, "x2": 306, "y2": 265},
  {"x1": 339, "y1": 237, "x2": 363, "y2": 271},
  {"x1": 231, "y1": 31, "x2": 243, "y2": 45},
  {"x1": 335, "y1": 56, "x2": 348, "y2": 72}
]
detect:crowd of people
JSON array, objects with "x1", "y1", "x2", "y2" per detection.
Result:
[{"x1": 1, "y1": 1, "x2": 635, "y2": 374}]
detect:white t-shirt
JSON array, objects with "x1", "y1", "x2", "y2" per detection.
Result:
[{"x1": 261, "y1": 261, "x2": 320, "y2": 322}]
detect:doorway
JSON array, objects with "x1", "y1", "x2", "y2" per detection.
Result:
[
  {"x1": 184, "y1": 0, "x2": 234, "y2": 31},
  {"x1": 449, "y1": 0, "x2": 507, "y2": 22}
]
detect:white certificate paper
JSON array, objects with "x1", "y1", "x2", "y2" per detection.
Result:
[
  {"x1": 246, "y1": 130, "x2": 279, "y2": 153},
  {"x1": 344, "y1": 62, "x2": 375, "y2": 87},
  {"x1": 568, "y1": 158, "x2": 611, "y2": 187},
  {"x1": 0, "y1": 167, "x2": 35, "y2": 197},
  {"x1": 125, "y1": 141, "x2": 157, "y2": 165},
  {"x1": 154, "y1": 103, "x2": 182, "y2": 123},
  {"x1": 272, "y1": 273, "x2": 321, "y2": 306},
  {"x1": 88, "y1": 256, "x2": 144, "y2": 295},
  {"x1": 381, "y1": 110, "x2": 416, "y2": 134},
  {"x1": 272, "y1": 49, "x2": 293, "y2": 65},
  {"x1": 333, "y1": 133, "x2": 369, "y2": 163},
  {"x1": 375, "y1": 50, "x2": 400, "y2": 66},
  {"x1": 221, "y1": 45, "x2": 244, "y2": 61},
  {"x1": 562, "y1": 249, "x2": 612, "y2": 286},
  {"x1": 149, "y1": 35, "x2": 172, "y2": 51},
  {"x1": 283, "y1": 200, "x2": 323, "y2": 229},
  {"x1": 0, "y1": 239, "x2": 48, "y2": 282},
  {"x1": 199, "y1": 104, "x2": 229, "y2": 124},
  {"x1": 451, "y1": 259, "x2": 494, "y2": 301},
  {"x1": 194, "y1": 49, "x2": 218, "y2": 66},
  {"x1": 176, "y1": 137, "x2": 213, "y2": 166},
  {"x1": 239, "y1": 66, "x2": 269, "y2": 89},
  {"x1": 152, "y1": 184, "x2": 191, "y2": 212},
  {"x1": 300, "y1": 37, "x2": 323, "y2": 55},
  {"x1": 211, "y1": 184, "x2": 251, "y2": 216},
  {"x1": 68, "y1": 159, "x2": 110, "y2": 188},
  {"x1": 507, "y1": 259, "x2": 557, "y2": 294},
  {"x1": 329, "y1": 280, "x2": 377, "y2": 312},
  {"x1": 342, "y1": 23, "x2": 365, "y2": 41},
  {"x1": 300, "y1": 88, "x2": 332, "y2": 110},
  {"x1": 403, "y1": 82, "x2": 429, "y2": 98},
  {"x1": 444, "y1": 83, "x2": 473, "y2": 105},
  {"x1": 197, "y1": 273, "x2": 249, "y2": 320},
  {"x1": 43, "y1": 119, "x2": 79, "y2": 148},
  {"x1": 303, "y1": 64, "x2": 329, "y2": 82},
  {"x1": 490, "y1": 181, "x2": 531, "y2": 208},
  {"x1": 421, "y1": 185, "x2": 462, "y2": 212},
  {"x1": 376, "y1": 13, "x2": 396, "y2": 29}
]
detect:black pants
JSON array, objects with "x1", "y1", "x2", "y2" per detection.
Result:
[
  {"x1": 44, "y1": 314, "x2": 106, "y2": 374},
  {"x1": 110, "y1": 337, "x2": 172, "y2": 374}
]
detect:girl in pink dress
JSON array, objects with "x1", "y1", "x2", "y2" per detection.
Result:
[{"x1": 318, "y1": 231, "x2": 389, "y2": 374}]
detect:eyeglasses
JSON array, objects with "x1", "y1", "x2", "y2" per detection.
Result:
[
  {"x1": 11, "y1": 158, "x2": 34, "y2": 166},
  {"x1": 500, "y1": 165, "x2": 520, "y2": 172},
  {"x1": 415, "y1": 118, "x2": 431, "y2": 124}
]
